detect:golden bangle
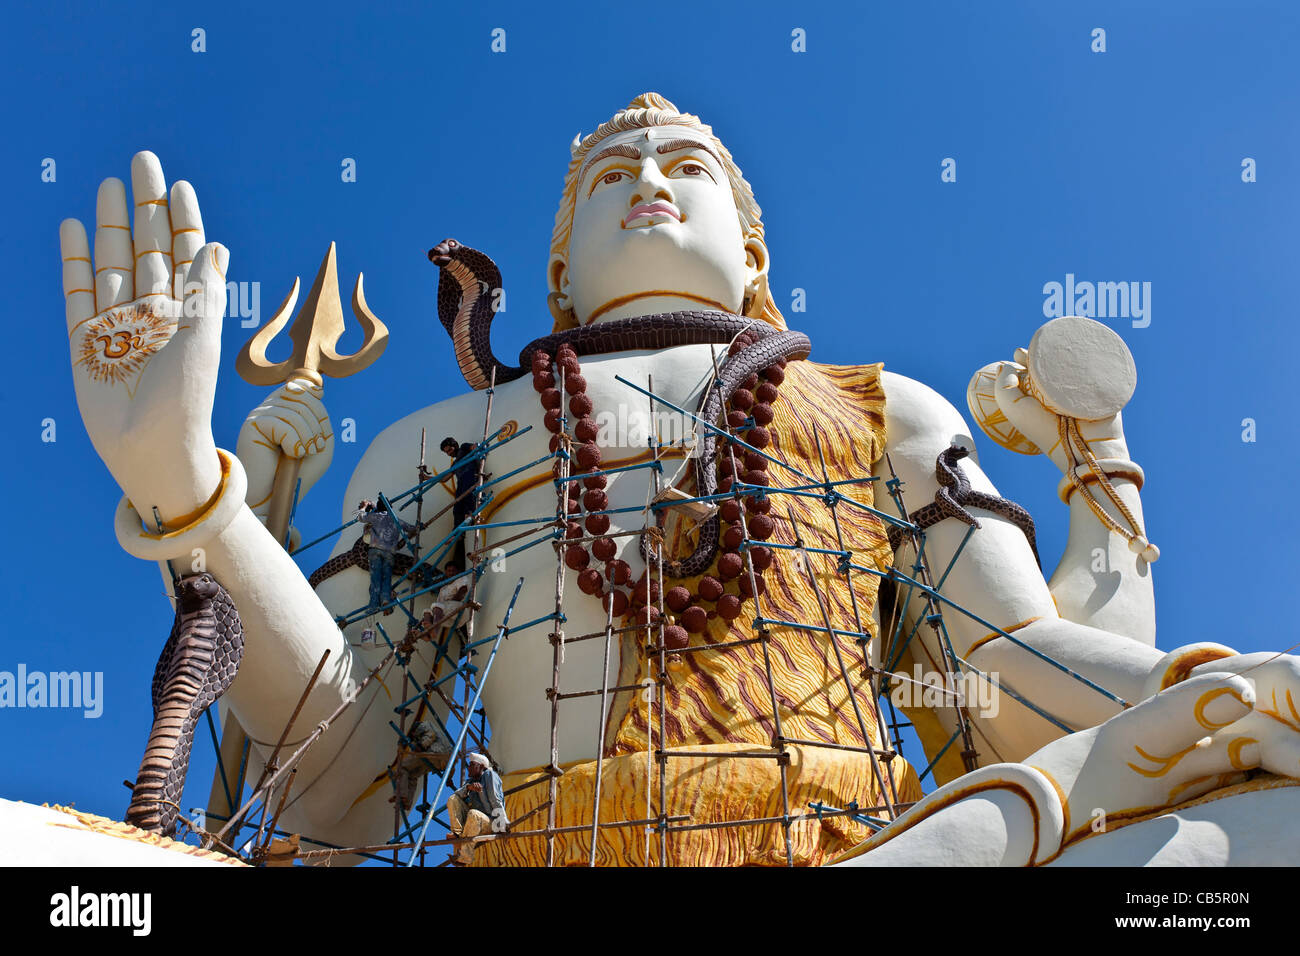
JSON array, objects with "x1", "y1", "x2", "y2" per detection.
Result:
[
  {"x1": 1057, "y1": 459, "x2": 1144, "y2": 504},
  {"x1": 114, "y1": 449, "x2": 248, "y2": 561}
]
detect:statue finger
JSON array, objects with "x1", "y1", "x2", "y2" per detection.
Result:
[
  {"x1": 178, "y1": 242, "x2": 229, "y2": 347},
  {"x1": 1113, "y1": 673, "x2": 1254, "y2": 766},
  {"x1": 1158, "y1": 728, "x2": 1261, "y2": 789},
  {"x1": 1244, "y1": 656, "x2": 1300, "y2": 731},
  {"x1": 130, "y1": 151, "x2": 174, "y2": 298},
  {"x1": 1188, "y1": 709, "x2": 1300, "y2": 781},
  {"x1": 169, "y1": 180, "x2": 206, "y2": 300},
  {"x1": 60, "y1": 218, "x2": 95, "y2": 334},
  {"x1": 265, "y1": 401, "x2": 319, "y2": 458},
  {"x1": 298, "y1": 435, "x2": 334, "y2": 490},
  {"x1": 993, "y1": 362, "x2": 1060, "y2": 455},
  {"x1": 281, "y1": 380, "x2": 330, "y2": 435},
  {"x1": 94, "y1": 177, "x2": 134, "y2": 308},
  {"x1": 1151, "y1": 769, "x2": 1250, "y2": 808},
  {"x1": 1258, "y1": 728, "x2": 1300, "y2": 779}
]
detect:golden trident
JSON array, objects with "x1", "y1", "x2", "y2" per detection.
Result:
[{"x1": 237, "y1": 242, "x2": 389, "y2": 546}]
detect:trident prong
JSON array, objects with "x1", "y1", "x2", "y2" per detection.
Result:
[
  {"x1": 236, "y1": 241, "x2": 388, "y2": 387},
  {"x1": 236, "y1": 242, "x2": 389, "y2": 548}
]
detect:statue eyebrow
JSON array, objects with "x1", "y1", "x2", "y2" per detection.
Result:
[
  {"x1": 654, "y1": 138, "x2": 723, "y2": 167},
  {"x1": 580, "y1": 143, "x2": 642, "y2": 184}
]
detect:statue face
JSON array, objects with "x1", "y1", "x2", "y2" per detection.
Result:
[{"x1": 554, "y1": 125, "x2": 766, "y2": 324}]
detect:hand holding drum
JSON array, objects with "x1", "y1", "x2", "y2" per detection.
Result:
[
  {"x1": 967, "y1": 316, "x2": 1157, "y2": 563},
  {"x1": 967, "y1": 315, "x2": 1137, "y2": 452},
  {"x1": 1016, "y1": 315, "x2": 1137, "y2": 422}
]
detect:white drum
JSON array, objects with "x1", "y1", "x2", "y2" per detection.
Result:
[{"x1": 1022, "y1": 315, "x2": 1136, "y2": 421}]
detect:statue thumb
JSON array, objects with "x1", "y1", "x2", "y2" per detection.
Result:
[{"x1": 181, "y1": 242, "x2": 230, "y2": 342}]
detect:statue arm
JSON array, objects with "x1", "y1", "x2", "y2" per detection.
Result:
[
  {"x1": 164, "y1": 407, "x2": 469, "y2": 838},
  {"x1": 873, "y1": 370, "x2": 1300, "y2": 856},
  {"x1": 169, "y1": 504, "x2": 384, "y2": 828},
  {"x1": 875, "y1": 371, "x2": 1164, "y2": 761},
  {"x1": 835, "y1": 672, "x2": 1257, "y2": 866},
  {"x1": 986, "y1": 360, "x2": 1156, "y2": 644}
]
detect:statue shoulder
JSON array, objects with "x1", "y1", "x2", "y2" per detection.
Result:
[
  {"x1": 878, "y1": 369, "x2": 972, "y2": 448},
  {"x1": 340, "y1": 389, "x2": 489, "y2": 525}
]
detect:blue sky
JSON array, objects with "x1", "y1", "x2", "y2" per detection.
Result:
[{"x1": 2, "y1": 0, "x2": 1297, "y2": 857}]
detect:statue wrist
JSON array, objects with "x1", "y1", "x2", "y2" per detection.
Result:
[
  {"x1": 1056, "y1": 457, "x2": 1144, "y2": 505},
  {"x1": 114, "y1": 448, "x2": 248, "y2": 562}
]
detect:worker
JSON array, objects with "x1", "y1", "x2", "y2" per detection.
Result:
[
  {"x1": 389, "y1": 720, "x2": 451, "y2": 813},
  {"x1": 440, "y1": 437, "x2": 480, "y2": 571},
  {"x1": 446, "y1": 752, "x2": 508, "y2": 865},
  {"x1": 358, "y1": 497, "x2": 418, "y2": 614}
]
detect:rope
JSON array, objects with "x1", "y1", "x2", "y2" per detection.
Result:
[
  {"x1": 1059, "y1": 416, "x2": 1148, "y2": 548},
  {"x1": 277, "y1": 658, "x2": 395, "y2": 818}
]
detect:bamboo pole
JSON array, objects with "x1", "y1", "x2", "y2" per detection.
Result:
[
  {"x1": 546, "y1": 363, "x2": 569, "y2": 867},
  {"x1": 217, "y1": 649, "x2": 330, "y2": 848},
  {"x1": 788, "y1": 502, "x2": 897, "y2": 820},
  {"x1": 588, "y1": 598, "x2": 616, "y2": 865}
]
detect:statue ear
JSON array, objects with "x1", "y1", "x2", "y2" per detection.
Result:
[
  {"x1": 742, "y1": 237, "x2": 770, "y2": 319},
  {"x1": 547, "y1": 254, "x2": 579, "y2": 329}
]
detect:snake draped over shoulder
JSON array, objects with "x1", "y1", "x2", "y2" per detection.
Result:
[{"x1": 428, "y1": 238, "x2": 812, "y2": 577}]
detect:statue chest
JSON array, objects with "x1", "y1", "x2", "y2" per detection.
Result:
[{"x1": 484, "y1": 344, "x2": 724, "y2": 521}]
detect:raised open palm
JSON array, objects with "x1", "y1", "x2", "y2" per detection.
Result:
[{"x1": 61, "y1": 151, "x2": 229, "y2": 523}]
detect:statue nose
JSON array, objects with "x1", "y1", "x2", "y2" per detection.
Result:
[{"x1": 630, "y1": 159, "x2": 673, "y2": 205}]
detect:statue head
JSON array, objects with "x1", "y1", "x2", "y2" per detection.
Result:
[{"x1": 547, "y1": 93, "x2": 785, "y2": 331}]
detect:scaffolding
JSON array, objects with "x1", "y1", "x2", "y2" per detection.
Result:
[{"x1": 178, "y1": 352, "x2": 1130, "y2": 867}]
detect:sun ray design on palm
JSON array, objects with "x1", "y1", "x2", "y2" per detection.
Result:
[{"x1": 75, "y1": 301, "x2": 176, "y2": 390}]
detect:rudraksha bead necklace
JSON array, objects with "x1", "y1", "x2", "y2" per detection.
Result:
[{"x1": 532, "y1": 334, "x2": 787, "y2": 649}]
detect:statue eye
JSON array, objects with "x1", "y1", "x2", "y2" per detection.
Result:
[
  {"x1": 679, "y1": 163, "x2": 703, "y2": 176},
  {"x1": 601, "y1": 170, "x2": 624, "y2": 186}
]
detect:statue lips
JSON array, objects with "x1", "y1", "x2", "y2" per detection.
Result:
[{"x1": 622, "y1": 200, "x2": 681, "y2": 228}]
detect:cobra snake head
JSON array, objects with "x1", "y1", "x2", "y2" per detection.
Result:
[
  {"x1": 943, "y1": 444, "x2": 972, "y2": 465},
  {"x1": 932, "y1": 443, "x2": 974, "y2": 491},
  {"x1": 176, "y1": 572, "x2": 220, "y2": 611},
  {"x1": 427, "y1": 237, "x2": 463, "y2": 268}
]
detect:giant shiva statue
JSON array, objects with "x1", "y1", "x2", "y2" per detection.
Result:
[{"x1": 59, "y1": 94, "x2": 1300, "y2": 865}]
